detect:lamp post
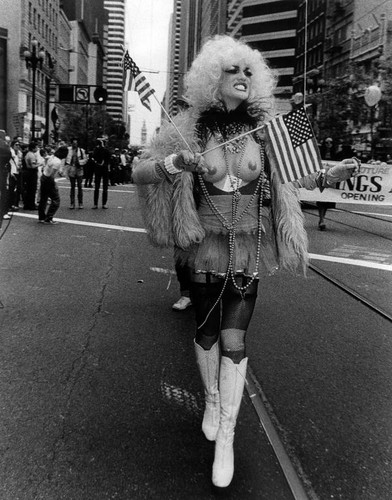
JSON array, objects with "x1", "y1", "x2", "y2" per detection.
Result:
[
  {"x1": 43, "y1": 55, "x2": 55, "y2": 145},
  {"x1": 24, "y1": 39, "x2": 45, "y2": 140}
]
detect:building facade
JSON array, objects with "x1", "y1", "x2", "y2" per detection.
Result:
[
  {"x1": 0, "y1": 0, "x2": 108, "y2": 142},
  {"x1": 165, "y1": 0, "x2": 182, "y2": 116},
  {"x1": 0, "y1": 0, "x2": 62, "y2": 141},
  {"x1": 228, "y1": 0, "x2": 299, "y2": 113},
  {"x1": 166, "y1": 0, "x2": 227, "y2": 117},
  {"x1": 104, "y1": 0, "x2": 125, "y2": 120}
]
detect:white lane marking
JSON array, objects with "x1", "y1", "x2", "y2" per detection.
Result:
[
  {"x1": 309, "y1": 253, "x2": 392, "y2": 271},
  {"x1": 11, "y1": 212, "x2": 146, "y2": 233},
  {"x1": 10, "y1": 213, "x2": 392, "y2": 271},
  {"x1": 348, "y1": 210, "x2": 392, "y2": 218},
  {"x1": 150, "y1": 267, "x2": 176, "y2": 275},
  {"x1": 57, "y1": 184, "x2": 135, "y2": 194}
]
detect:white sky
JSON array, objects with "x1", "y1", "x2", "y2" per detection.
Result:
[{"x1": 125, "y1": 0, "x2": 173, "y2": 145}]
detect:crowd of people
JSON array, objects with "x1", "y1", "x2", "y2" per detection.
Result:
[{"x1": 0, "y1": 134, "x2": 137, "y2": 224}]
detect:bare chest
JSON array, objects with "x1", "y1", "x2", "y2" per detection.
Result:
[{"x1": 202, "y1": 135, "x2": 262, "y2": 188}]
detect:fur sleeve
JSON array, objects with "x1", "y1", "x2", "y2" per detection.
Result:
[{"x1": 134, "y1": 111, "x2": 205, "y2": 248}]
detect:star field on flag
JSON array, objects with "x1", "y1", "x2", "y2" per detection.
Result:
[
  {"x1": 122, "y1": 50, "x2": 155, "y2": 111},
  {"x1": 265, "y1": 106, "x2": 322, "y2": 183}
]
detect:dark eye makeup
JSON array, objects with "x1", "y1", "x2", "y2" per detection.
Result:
[{"x1": 224, "y1": 66, "x2": 252, "y2": 77}]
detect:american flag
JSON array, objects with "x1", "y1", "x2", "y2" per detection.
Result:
[
  {"x1": 122, "y1": 50, "x2": 155, "y2": 111},
  {"x1": 265, "y1": 106, "x2": 322, "y2": 183}
]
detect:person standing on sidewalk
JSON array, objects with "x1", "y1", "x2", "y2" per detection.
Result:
[
  {"x1": 65, "y1": 138, "x2": 87, "y2": 209},
  {"x1": 133, "y1": 35, "x2": 361, "y2": 489},
  {"x1": 0, "y1": 135, "x2": 11, "y2": 223},
  {"x1": 91, "y1": 139, "x2": 111, "y2": 209},
  {"x1": 38, "y1": 146, "x2": 68, "y2": 225},
  {"x1": 9, "y1": 139, "x2": 23, "y2": 211},
  {"x1": 23, "y1": 141, "x2": 39, "y2": 210}
]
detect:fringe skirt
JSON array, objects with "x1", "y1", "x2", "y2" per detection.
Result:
[{"x1": 176, "y1": 206, "x2": 279, "y2": 277}]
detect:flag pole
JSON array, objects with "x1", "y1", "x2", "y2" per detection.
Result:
[
  {"x1": 151, "y1": 93, "x2": 194, "y2": 153},
  {"x1": 303, "y1": 0, "x2": 308, "y2": 107},
  {"x1": 201, "y1": 124, "x2": 265, "y2": 156}
]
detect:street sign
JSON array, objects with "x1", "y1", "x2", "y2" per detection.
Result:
[
  {"x1": 56, "y1": 84, "x2": 107, "y2": 104},
  {"x1": 58, "y1": 84, "x2": 74, "y2": 103},
  {"x1": 75, "y1": 85, "x2": 90, "y2": 103}
]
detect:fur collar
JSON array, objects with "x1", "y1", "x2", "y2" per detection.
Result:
[{"x1": 197, "y1": 102, "x2": 259, "y2": 143}]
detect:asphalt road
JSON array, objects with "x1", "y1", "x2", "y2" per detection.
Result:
[{"x1": 0, "y1": 182, "x2": 391, "y2": 500}]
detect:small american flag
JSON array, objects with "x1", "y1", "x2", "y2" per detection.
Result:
[
  {"x1": 122, "y1": 50, "x2": 155, "y2": 111},
  {"x1": 265, "y1": 106, "x2": 322, "y2": 183}
]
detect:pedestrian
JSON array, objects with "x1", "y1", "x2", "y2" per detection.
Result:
[
  {"x1": 84, "y1": 151, "x2": 95, "y2": 188},
  {"x1": 120, "y1": 149, "x2": 130, "y2": 183},
  {"x1": 316, "y1": 137, "x2": 339, "y2": 231},
  {"x1": 65, "y1": 138, "x2": 87, "y2": 209},
  {"x1": 92, "y1": 139, "x2": 111, "y2": 209},
  {"x1": 23, "y1": 141, "x2": 39, "y2": 210},
  {"x1": 35, "y1": 139, "x2": 46, "y2": 205},
  {"x1": 0, "y1": 134, "x2": 11, "y2": 223},
  {"x1": 133, "y1": 35, "x2": 360, "y2": 488},
  {"x1": 109, "y1": 148, "x2": 121, "y2": 186},
  {"x1": 8, "y1": 139, "x2": 23, "y2": 212},
  {"x1": 38, "y1": 146, "x2": 68, "y2": 225},
  {"x1": 172, "y1": 249, "x2": 192, "y2": 310}
]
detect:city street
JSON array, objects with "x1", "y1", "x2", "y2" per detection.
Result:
[{"x1": 0, "y1": 181, "x2": 391, "y2": 500}]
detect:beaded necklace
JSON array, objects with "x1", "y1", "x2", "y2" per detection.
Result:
[{"x1": 197, "y1": 134, "x2": 265, "y2": 296}]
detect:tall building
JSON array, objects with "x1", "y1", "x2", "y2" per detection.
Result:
[
  {"x1": 0, "y1": 0, "x2": 108, "y2": 141},
  {"x1": 166, "y1": 0, "x2": 227, "y2": 116},
  {"x1": 1, "y1": 0, "x2": 62, "y2": 141},
  {"x1": 104, "y1": 0, "x2": 126, "y2": 120},
  {"x1": 61, "y1": 0, "x2": 107, "y2": 86},
  {"x1": 227, "y1": 0, "x2": 299, "y2": 113},
  {"x1": 293, "y1": 1, "x2": 327, "y2": 96},
  {"x1": 165, "y1": 0, "x2": 182, "y2": 116}
]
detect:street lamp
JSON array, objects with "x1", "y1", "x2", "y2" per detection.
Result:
[{"x1": 24, "y1": 39, "x2": 45, "y2": 140}]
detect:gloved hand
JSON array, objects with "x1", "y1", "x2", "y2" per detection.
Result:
[
  {"x1": 325, "y1": 158, "x2": 361, "y2": 185},
  {"x1": 173, "y1": 151, "x2": 208, "y2": 173}
]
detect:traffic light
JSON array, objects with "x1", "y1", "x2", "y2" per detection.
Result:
[{"x1": 93, "y1": 87, "x2": 108, "y2": 104}]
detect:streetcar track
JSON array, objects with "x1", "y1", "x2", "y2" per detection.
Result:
[
  {"x1": 246, "y1": 367, "x2": 312, "y2": 500},
  {"x1": 309, "y1": 262, "x2": 392, "y2": 323},
  {"x1": 301, "y1": 205, "x2": 392, "y2": 321},
  {"x1": 302, "y1": 207, "x2": 392, "y2": 242},
  {"x1": 301, "y1": 202, "x2": 392, "y2": 223}
]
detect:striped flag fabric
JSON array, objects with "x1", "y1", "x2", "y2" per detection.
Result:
[
  {"x1": 122, "y1": 50, "x2": 155, "y2": 111},
  {"x1": 265, "y1": 106, "x2": 322, "y2": 183}
]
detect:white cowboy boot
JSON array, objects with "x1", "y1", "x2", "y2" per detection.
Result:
[
  {"x1": 212, "y1": 356, "x2": 248, "y2": 488},
  {"x1": 194, "y1": 340, "x2": 220, "y2": 441}
]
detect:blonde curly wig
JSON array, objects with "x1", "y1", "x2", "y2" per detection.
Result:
[{"x1": 184, "y1": 35, "x2": 277, "y2": 118}]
